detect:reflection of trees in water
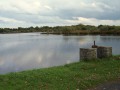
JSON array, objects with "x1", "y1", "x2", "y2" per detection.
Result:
[
  {"x1": 62, "y1": 35, "x2": 101, "y2": 48},
  {"x1": 62, "y1": 36, "x2": 88, "y2": 42},
  {"x1": 62, "y1": 35, "x2": 100, "y2": 43},
  {"x1": 100, "y1": 36, "x2": 120, "y2": 41}
]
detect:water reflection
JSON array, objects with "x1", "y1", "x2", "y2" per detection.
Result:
[
  {"x1": 0, "y1": 33, "x2": 120, "y2": 74},
  {"x1": 100, "y1": 36, "x2": 120, "y2": 41}
]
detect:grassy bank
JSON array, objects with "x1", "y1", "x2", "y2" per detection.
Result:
[{"x1": 0, "y1": 56, "x2": 120, "y2": 90}]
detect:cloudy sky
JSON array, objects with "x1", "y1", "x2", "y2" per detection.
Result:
[{"x1": 0, "y1": 0, "x2": 120, "y2": 28}]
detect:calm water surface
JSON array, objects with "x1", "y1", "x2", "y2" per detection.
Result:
[{"x1": 0, "y1": 33, "x2": 120, "y2": 74}]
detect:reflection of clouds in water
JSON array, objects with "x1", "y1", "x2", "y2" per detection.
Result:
[
  {"x1": 0, "y1": 41, "x2": 26, "y2": 49},
  {"x1": 13, "y1": 51, "x2": 43, "y2": 68},
  {"x1": 0, "y1": 54, "x2": 41, "y2": 73},
  {"x1": 0, "y1": 34, "x2": 85, "y2": 74},
  {"x1": 46, "y1": 53, "x2": 54, "y2": 58},
  {"x1": 79, "y1": 41, "x2": 89, "y2": 45},
  {"x1": 0, "y1": 40, "x2": 29, "y2": 54},
  {"x1": 0, "y1": 34, "x2": 95, "y2": 74},
  {"x1": 66, "y1": 60, "x2": 71, "y2": 64},
  {"x1": 0, "y1": 49, "x2": 56, "y2": 74},
  {"x1": 1, "y1": 33, "x2": 120, "y2": 74},
  {"x1": 0, "y1": 60, "x2": 4, "y2": 66},
  {"x1": 78, "y1": 35, "x2": 100, "y2": 46}
]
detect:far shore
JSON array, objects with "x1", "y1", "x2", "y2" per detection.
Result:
[{"x1": 1, "y1": 24, "x2": 120, "y2": 35}]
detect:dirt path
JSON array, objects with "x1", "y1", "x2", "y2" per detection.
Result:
[{"x1": 88, "y1": 80, "x2": 120, "y2": 90}]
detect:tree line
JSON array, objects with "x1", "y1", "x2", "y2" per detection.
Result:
[{"x1": 0, "y1": 24, "x2": 120, "y2": 35}]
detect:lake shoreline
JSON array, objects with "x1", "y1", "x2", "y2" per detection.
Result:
[{"x1": 0, "y1": 56, "x2": 120, "y2": 90}]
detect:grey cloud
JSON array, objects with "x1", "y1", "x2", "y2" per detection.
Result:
[
  {"x1": 55, "y1": 1, "x2": 120, "y2": 20},
  {"x1": 0, "y1": 20, "x2": 6, "y2": 24},
  {"x1": 0, "y1": 0, "x2": 120, "y2": 27},
  {"x1": 37, "y1": 0, "x2": 120, "y2": 20}
]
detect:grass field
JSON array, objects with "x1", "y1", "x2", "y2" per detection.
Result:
[{"x1": 0, "y1": 56, "x2": 120, "y2": 90}]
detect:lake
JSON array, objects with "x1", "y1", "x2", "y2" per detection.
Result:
[{"x1": 0, "y1": 33, "x2": 120, "y2": 74}]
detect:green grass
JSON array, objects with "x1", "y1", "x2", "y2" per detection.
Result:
[{"x1": 0, "y1": 56, "x2": 120, "y2": 90}]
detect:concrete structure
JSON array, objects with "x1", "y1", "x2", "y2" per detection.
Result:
[
  {"x1": 97, "y1": 46, "x2": 112, "y2": 58},
  {"x1": 80, "y1": 48, "x2": 97, "y2": 60},
  {"x1": 80, "y1": 46, "x2": 112, "y2": 60}
]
